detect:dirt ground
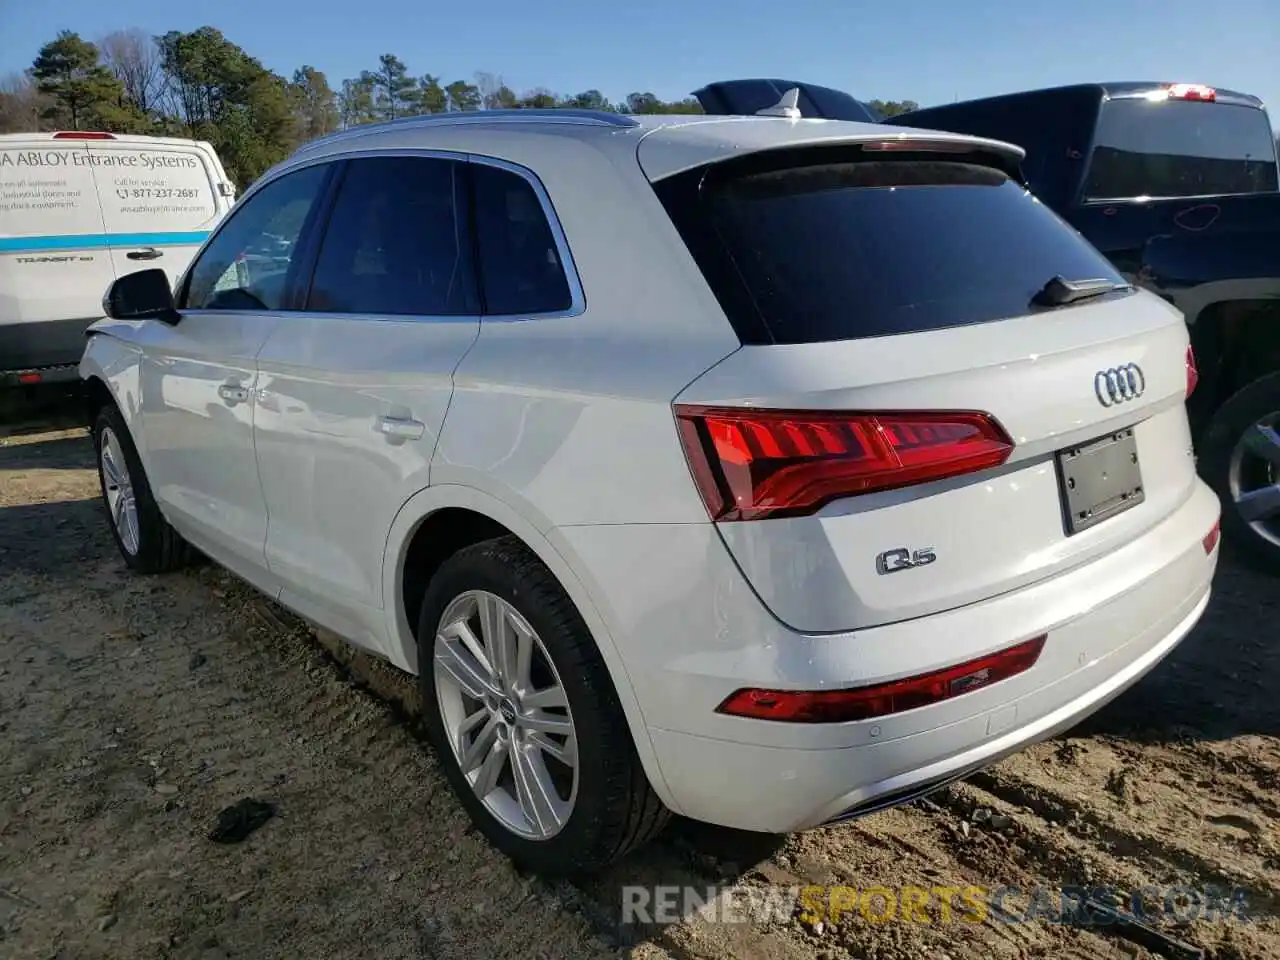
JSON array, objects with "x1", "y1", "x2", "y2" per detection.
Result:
[{"x1": 2, "y1": 387, "x2": 1278, "y2": 960}]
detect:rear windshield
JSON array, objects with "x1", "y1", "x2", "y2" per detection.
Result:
[
  {"x1": 1084, "y1": 99, "x2": 1279, "y2": 201},
  {"x1": 655, "y1": 155, "x2": 1126, "y2": 345}
]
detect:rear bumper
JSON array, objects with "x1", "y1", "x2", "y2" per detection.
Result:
[
  {"x1": 0, "y1": 317, "x2": 95, "y2": 380},
  {"x1": 554, "y1": 478, "x2": 1220, "y2": 833},
  {"x1": 655, "y1": 581, "x2": 1209, "y2": 831}
]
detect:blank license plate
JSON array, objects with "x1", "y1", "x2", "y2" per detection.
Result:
[{"x1": 1056, "y1": 428, "x2": 1144, "y2": 535}]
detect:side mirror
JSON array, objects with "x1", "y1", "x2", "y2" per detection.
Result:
[{"x1": 103, "y1": 269, "x2": 179, "y2": 323}]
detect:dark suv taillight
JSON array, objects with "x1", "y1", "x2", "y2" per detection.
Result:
[{"x1": 673, "y1": 406, "x2": 1014, "y2": 521}]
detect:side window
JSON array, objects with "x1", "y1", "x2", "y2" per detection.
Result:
[
  {"x1": 305, "y1": 156, "x2": 475, "y2": 317},
  {"x1": 182, "y1": 163, "x2": 330, "y2": 311},
  {"x1": 471, "y1": 162, "x2": 573, "y2": 316}
]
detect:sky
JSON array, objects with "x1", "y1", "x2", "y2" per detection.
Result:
[{"x1": 2, "y1": 0, "x2": 1278, "y2": 119}]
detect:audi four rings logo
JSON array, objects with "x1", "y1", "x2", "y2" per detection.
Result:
[{"x1": 1094, "y1": 363, "x2": 1145, "y2": 407}]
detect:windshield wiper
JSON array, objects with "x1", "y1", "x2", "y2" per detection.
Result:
[{"x1": 1032, "y1": 275, "x2": 1130, "y2": 308}]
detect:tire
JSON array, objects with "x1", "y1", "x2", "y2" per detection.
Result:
[
  {"x1": 1198, "y1": 371, "x2": 1280, "y2": 575},
  {"x1": 416, "y1": 535, "x2": 669, "y2": 875},
  {"x1": 92, "y1": 403, "x2": 192, "y2": 574}
]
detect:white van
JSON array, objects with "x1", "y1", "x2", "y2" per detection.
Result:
[{"x1": 0, "y1": 131, "x2": 235, "y2": 386}]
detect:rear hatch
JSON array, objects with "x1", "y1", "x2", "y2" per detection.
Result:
[{"x1": 648, "y1": 131, "x2": 1199, "y2": 634}]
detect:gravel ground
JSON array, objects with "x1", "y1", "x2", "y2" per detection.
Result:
[{"x1": 2, "y1": 388, "x2": 1278, "y2": 960}]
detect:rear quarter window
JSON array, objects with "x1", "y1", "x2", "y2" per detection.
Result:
[
  {"x1": 654, "y1": 151, "x2": 1126, "y2": 345},
  {"x1": 471, "y1": 161, "x2": 573, "y2": 316}
]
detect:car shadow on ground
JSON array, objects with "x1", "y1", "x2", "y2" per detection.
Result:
[
  {"x1": 0, "y1": 384, "x2": 85, "y2": 439},
  {"x1": 0, "y1": 432, "x2": 94, "y2": 471},
  {"x1": 0, "y1": 498, "x2": 111, "y2": 583}
]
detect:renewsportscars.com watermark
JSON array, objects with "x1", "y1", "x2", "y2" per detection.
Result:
[{"x1": 621, "y1": 884, "x2": 1253, "y2": 926}]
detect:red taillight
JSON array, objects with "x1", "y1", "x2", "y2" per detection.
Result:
[
  {"x1": 1203, "y1": 518, "x2": 1221, "y2": 555},
  {"x1": 1185, "y1": 345, "x2": 1199, "y2": 398},
  {"x1": 1165, "y1": 83, "x2": 1216, "y2": 102},
  {"x1": 673, "y1": 406, "x2": 1014, "y2": 522},
  {"x1": 52, "y1": 131, "x2": 116, "y2": 139},
  {"x1": 17, "y1": 372, "x2": 41, "y2": 384},
  {"x1": 718, "y1": 635, "x2": 1047, "y2": 723}
]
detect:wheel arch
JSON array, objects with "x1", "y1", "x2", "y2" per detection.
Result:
[
  {"x1": 80, "y1": 332, "x2": 147, "y2": 456},
  {"x1": 1185, "y1": 297, "x2": 1280, "y2": 427},
  {"x1": 381, "y1": 482, "x2": 682, "y2": 816}
]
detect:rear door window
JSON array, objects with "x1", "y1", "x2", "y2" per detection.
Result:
[
  {"x1": 1083, "y1": 99, "x2": 1279, "y2": 200},
  {"x1": 305, "y1": 155, "x2": 476, "y2": 317},
  {"x1": 655, "y1": 153, "x2": 1126, "y2": 345}
]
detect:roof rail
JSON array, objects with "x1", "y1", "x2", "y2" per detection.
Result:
[{"x1": 295, "y1": 108, "x2": 639, "y2": 154}]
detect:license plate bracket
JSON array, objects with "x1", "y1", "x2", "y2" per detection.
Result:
[{"x1": 1056, "y1": 427, "x2": 1144, "y2": 535}]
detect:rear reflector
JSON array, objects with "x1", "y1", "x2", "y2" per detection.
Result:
[
  {"x1": 52, "y1": 131, "x2": 116, "y2": 139},
  {"x1": 717, "y1": 635, "x2": 1047, "y2": 723},
  {"x1": 17, "y1": 372, "x2": 41, "y2": 384},
  {"x1": 1203, "y1": 518, "x2": 1221, "y2": 555},
  {"x1": 1185, "y1": 345, "x2": 1199, "y2": 398},
  {"x1": 674, "y1": 406, "x2": 1014, "y2": 521}
]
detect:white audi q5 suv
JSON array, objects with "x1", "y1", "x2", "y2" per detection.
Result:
[{"x1": 80, "y1": 100, "x2": 1221, "y2": 876}]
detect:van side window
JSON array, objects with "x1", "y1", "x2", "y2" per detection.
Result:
[
  {"x1": 182, "y1": 164, "x2": 330, "y2": 311},
  {"x1": 471, "y1": 162, "x2": 573, "y2": 316},
  {"x1": 305, "y1": 156, "x2": 476, "y2": 317},
  {"x1": 92, "y1": 146, "x2": 220, "y2": 239}
]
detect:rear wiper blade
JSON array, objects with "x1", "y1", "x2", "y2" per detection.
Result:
[{"x1": 1032, "y1": 275, "x2": 1130, "y2": 307}]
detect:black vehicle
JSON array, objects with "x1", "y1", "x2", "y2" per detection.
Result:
[{"x1": 695, "y1": 78, "x2": 1280, "y2": 573}]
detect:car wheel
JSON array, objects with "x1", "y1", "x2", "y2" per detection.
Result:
[
  {"x1": 417, "y1": 534, "x2": 669, "y2": 875},
  {"x1": 1199, "y1": 371, "x2": 1280, "y2": 574},
  {"x1": 92, "y1": 404, "x2": 191, "y2": 574}
]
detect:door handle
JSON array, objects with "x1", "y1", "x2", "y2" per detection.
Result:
[
  {"x1": 376, "y1": 415, "x2": 425, "y2": 441},
  {"x1": 218, "y1": 383, "x2": 250, "y2": 404},
  {"x1": 126, "y1": 247, "x2": 163, "y2": 261}
]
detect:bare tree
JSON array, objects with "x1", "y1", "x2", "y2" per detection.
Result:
[
  {"x1": 99, "y1": 28, "x2": 162, "y2": 114},
  {"x1": 474, "y1": 71, "x2": 497, "y2": 107},
  {"x1": 0, "y1": 71, "x2": 50, "y2": 133}
]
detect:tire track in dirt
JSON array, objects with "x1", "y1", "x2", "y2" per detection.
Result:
[{"x1": 965, "y1": 767, "x2": 1280, "y2": 909}]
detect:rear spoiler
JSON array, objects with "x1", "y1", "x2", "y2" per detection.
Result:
[
  {"x1": 692, "y1": 79, "x2": 884, "y2": 124},
  {"x1": 693, "y1": 78, "x2": 1028, "y2": 184}
]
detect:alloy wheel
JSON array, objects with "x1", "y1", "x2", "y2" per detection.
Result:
[
  {"x1": 100, "y1": 426, "x2": 140, "y2": 556},
  {"x1": 432, "y1": 590, "x2": 578, "y2": 839},
  {"x1": 1227, "y1": 413, "x2": 1280, "y2": 550}
]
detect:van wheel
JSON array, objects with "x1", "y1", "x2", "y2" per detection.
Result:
[
  {"x1": 416, "y1": 535, "x2": 669, "y2": 876},
  {"x1": 92, "y1": 404, "x2": 191, "y2": 573},
  {"x1": 1199, "y1": 371, "x2": 1280, "y2": 575}
]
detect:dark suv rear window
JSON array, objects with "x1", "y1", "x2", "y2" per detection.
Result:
[
  {"x1": 1084, "y1": 99, "x2": 1279, "y2": 201},
  {"x1": 654, "y1": 152, "x2": 1126, "y2": 345}
]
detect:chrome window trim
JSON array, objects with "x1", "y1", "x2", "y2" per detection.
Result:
[{"x1": 181, "y1": 148, "x2": 585, "y2": 324}]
